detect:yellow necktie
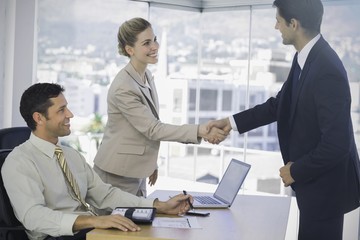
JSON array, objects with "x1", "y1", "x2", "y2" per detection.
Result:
[{"x1": 54, "y1": 146, "x2": 97, "y2": 215}]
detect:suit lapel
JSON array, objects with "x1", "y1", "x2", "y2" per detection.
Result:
[
  {"x1": 146, "y1": 73, "x2": 160, "y2": 111},
  {"x1": 124, "y1": 63, "x2": 160, "y2": 119},
  {"x1": 288, "y1": 37, "x2": 327, "y2": 128}
]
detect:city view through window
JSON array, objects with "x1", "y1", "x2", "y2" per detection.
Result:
[{"x1": 37, "y1": 0, "x2": 360, "y2": 196}]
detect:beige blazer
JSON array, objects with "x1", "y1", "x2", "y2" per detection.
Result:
[{"x1": 94, "y1": 63, "x2": 200, "y2": 178}]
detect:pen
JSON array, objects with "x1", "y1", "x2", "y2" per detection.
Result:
[
  {"x1": 183, "y1": 190, "x2": 194, "y2": 210},
  {"x1": 186, "y1": 218, "x2": 192, "y2": 228}
]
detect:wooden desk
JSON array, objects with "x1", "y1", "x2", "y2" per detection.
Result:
[{"x1": 87, "y1": 190, "x2": 291, "y2": 240}]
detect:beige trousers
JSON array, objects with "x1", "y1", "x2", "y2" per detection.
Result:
[{"x1": 93, "y1": 165, "x2": 147, "y2": 197}]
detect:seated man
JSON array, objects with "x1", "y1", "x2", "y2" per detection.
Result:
[{"x1": 1, "y1": 83, "x2": 192, "y2": 240}]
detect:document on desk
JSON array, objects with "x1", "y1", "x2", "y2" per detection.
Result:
[{"x1": 152, "y1": 217, "x2": 201, "y2": 229}]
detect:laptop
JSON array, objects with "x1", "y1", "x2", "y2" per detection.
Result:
[{"x1": 192, "y1": 159, "x2": 251, "y2": 208}]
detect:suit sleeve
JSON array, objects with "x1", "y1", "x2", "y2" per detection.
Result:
[{"x1": 233, "y1": 93, "x2": 279, "y2": 133}]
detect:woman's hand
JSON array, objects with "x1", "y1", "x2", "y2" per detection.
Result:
[{"x1": 148, "y1": 169, "x2": 158, "y2": 186}]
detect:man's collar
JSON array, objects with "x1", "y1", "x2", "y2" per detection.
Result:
[
  {"x1": 297, "y1": 34, "x2": 321, "y2": 69},
  {"x1": 29, "y1": 133, "x2": 58, "y2": 158}
]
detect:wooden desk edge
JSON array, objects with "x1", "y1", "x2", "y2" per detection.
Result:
[{"x1": 86, "y1": 228, "x2": 175, "y2": 240}]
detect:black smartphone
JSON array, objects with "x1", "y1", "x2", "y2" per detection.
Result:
[{"x1": 185, "y1": 211, "x2": 210, "y2": 217}]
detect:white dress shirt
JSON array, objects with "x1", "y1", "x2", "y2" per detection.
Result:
[{"x1": 1, "y1": 133, "x2": 153, "y2": 240}]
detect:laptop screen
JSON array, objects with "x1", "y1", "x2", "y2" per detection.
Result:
[{"x1": 213, "y1": 159, "x2": 251, "y2": 205}]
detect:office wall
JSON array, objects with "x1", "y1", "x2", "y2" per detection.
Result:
[
  {"x1": 0, "y1": 0, "x2": 37, "y2": 128},
  {"x1": 0, "y1": 0, "x2": 7, "y2": 128}
]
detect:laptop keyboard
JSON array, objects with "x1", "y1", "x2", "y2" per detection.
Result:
[{"x1": 194, "y1": 196, "x2": 221, "y2": 205}]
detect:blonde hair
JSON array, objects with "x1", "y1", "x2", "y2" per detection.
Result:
[{"x1": 117, "y1": 17, "x2": 152, "y2": 57}]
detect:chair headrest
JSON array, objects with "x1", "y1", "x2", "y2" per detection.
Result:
[{"x1": 0, "y1": 127, "x2": 31, "y2": 149}]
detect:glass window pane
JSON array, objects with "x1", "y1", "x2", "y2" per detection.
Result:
[
  {"x1": 189, "y1": 88, "x2": 196, "y2": 111},
  {"x1": 149, "y1": 7, "x2": 201, "y2": 125},
  {"x1": 200, "y1": 10, "x2": 250, "y2": 150},
  {"x1": 200, "y1": 89, "x2": 217, "y2": 111},
  {"x1": 37, "y1": 0, "x2": 148, "y2": 112},
  {"x1": 37, "y1": 0, "x2": 148, "y2": 162},
  {"x1": 173, "y1": 89, "x2": 183, "y2": 112},
  {"x1": 222, "y1": 90, "x2": 232, "y2": 111}
]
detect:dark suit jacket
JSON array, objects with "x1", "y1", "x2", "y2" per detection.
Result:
[{"x1": 233, "y1": 36, "x2": 360, "y2": 220}]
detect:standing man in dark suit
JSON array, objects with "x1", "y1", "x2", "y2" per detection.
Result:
[{"x1": 207, "y1": 0, "x2": 360, "y2": 239}]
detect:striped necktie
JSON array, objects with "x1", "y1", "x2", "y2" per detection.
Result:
[{"x1": 54, "y1": 146, "x2": 97, "y2": 216}]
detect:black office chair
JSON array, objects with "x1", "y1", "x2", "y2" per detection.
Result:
[
  {"x1": 0, "y1": 127, "x2": 31, "y2": 149},
  {"x1": 0, "y1": 149, "x2": 28, "y2": 240}
]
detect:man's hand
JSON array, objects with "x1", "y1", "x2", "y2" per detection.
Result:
[
  {"x1": 198, "y1": 123, "x2": 228, "y2": 144},
  {"x1": 73, "y1": 193, "x2": 192, "y2": 233},
  {"x1": 74, "y1": 215, "x2": 140, "y2": 232},
  {"x1": 153, "y1": 193, "x2": 193, "y2": 215},
  {"x1": 279, "y1": 162, "x2": 295, "y2": 187},
  {"x1": 207, "y1": 118, "x2": 232, "y2": 135},
  {"x1": 148, "y1": 169, "x2": 158, "y2": 186}
]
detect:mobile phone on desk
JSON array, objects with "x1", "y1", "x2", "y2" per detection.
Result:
[{"x1": 185, "y1": 211, "x2": 210, "y2": 217}]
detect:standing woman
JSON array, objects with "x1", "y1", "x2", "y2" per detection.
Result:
[{"x1": 94, "y1": 18, "x2": 226, "y2": 197}]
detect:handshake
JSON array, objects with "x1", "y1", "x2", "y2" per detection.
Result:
[{"x1": 198, "y1": 118, "x2": 232, "y2": 144}]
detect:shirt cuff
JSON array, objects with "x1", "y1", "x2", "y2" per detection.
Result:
[
  {"x1": 229, "y1": 116, "x2": 238, "y2": 132},
  {"x1": 141, "y1": 197, "x2": 156, "y2": 208},
  {"x1": 60, "y1": 213, "x2": 79, "y2": 236}
]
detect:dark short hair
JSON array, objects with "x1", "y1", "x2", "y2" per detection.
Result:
[
  {"x1": 117, "y1": 17, "x2": 152, "y2": 57},
  {"x1": 273, "y1": 0, "x2": 323, "y2": 35},
  {"x1": 20, "y1": 83, "x2": 65, "y2": 130}
]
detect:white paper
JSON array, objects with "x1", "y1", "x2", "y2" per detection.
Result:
[{"x1": 152, "y1": 216, "x2": 201, "y2": 229}]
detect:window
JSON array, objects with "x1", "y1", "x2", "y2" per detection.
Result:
[
  {"x1": 37, "y1": 0, "x2": 148, "y2": 161},
  {"x1": 200, "y1": 89, "x2": 217, "y2": 111},
  {"x1": 38, "y1": 0, "x2": 148, "y2": 119},
  {"x1": 36, "y1": 0, "x2": 360, "y2": 196},
  {"x1": 173, "y1": 89, "x2": 183, "y2": 112},
  {"x1": 188, "y1": 88, "x2": 196, "y2": 111},
  {"x1": 222, "y1": 90, "x2": 232, "y2": 111}
]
